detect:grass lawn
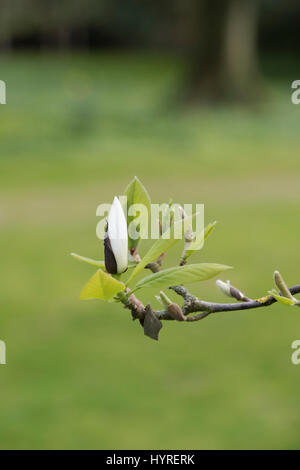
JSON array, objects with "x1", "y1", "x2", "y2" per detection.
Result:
[{"x1": 0, "y1": 52, "x2": 300, "y2": 449}]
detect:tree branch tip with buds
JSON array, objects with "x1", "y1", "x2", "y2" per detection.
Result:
[{"x1": 72, "y1": 177, "x2": 300, "y2": 341}]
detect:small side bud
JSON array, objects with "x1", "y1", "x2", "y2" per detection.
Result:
[
  {"x1": 159, "y1": 291, "x2": 172, "y2": 308},
  {"x1": 145, "y1": 262, "x2": 160, "y2": 273},
  {"x1": 184, "y1": 225, "x2": 194, "y2": 243},
  {"x1": 274, "y1": 270, "x2": 297, "y2": 303},
  {"x1": 159, "y1": 291, "x2": 186, "y2": 320},
  {"x1": 216, "y1": 279, "x2": 231, "y2": 297},
  {"x1": 177, "y1": 204, "x2": 186, "y2": 220},
  {"x1": 180, "y1": 225, "x2": 194, "y2": 265},
  {"x1": 129, "y1": 247, "x2": 141, "y2": 263},
  {"x1": 216, "y1": 280, "x2": 250, "y2": 302},
  {"x1": 167, "y1": 303, "x2": 186, "y2": 321}
]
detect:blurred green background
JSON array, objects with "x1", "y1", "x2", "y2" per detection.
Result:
[{"x1": 1, "y1": 0, "x2": 300, "y2": 450}]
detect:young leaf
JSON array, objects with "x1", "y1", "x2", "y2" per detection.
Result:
[
  {"x1": 132, "y1": 263, "x2": 232, "y2": 292},
  {"x1": 273, "y1": 270, "x2": 295, "y2": 301},
  {"x1": 125, "y1": 176, "x2": 151, "y2": 251},
  {"x1": 268, "y1": 290, "x2": 296, "y2": 306},
  {"x1": 126, "y1": 212, "x2": 200, "y2": 287},
  {"x1": 71, "y1": 253, "x2": 105, "y2": 269},
  {"x1": 80, "y1": 269, "x2": 125, "y2": 300},
  {"x1": 184, "y1": 221, "x2": 217, "y2": 260}
]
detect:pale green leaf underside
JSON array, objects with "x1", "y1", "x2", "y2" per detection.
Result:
[
  {"x1": 125, "y1": 176, "x2": 151, "y2": 251},
  {"x1": 71, "y1": 252, "x2": 105, "y2": 269},
  {"x1": 71, "y1": 254, "x2": 137, "y2": 270},
  {"x1": 126, "y1": 212, "x2": 200, "y2": 287},
  {"x1": 269, "y1": 290, "x2": 295, "y2": 306},
  {"x1": 132, "y1": 263, "x2": 232, "y2": 292},
  {"x1": 80, "y1": 269, "x2": 125, "y2": 300}
]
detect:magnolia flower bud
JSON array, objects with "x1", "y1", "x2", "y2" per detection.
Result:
[
  {"x1": 216, "y1": 280, "x2": 231, "y2": 297},
  {"x1": 104, "y1": 197, "x2": 128, "y2": 274},
  {"x1": 159, "y1": 291, "x2": 186, "y2": 321},
  {"x1": 274, "y1": 270, "x2": 295, "y2": 302},
  {"x1": 167, "y1": 303, "x2": 186, "y2": 321},
  {"x1": 216, "y1": 279, "x2": 249, "y2": 301}
]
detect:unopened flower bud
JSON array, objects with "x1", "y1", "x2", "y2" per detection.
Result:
[
  {"x1": 159, "y1": 290, "x2": 172, "y2": 307},
  {"x1": 159, "y1": 291, "x2": 186, "y2": 321},
  {"x1": 216, "y1": 280, "x2": 249, "y2": 301},
  {"x1": 177, "y1": 205, "x2": 186, "y2": 220},
  {"x1": 167, "y1": 303, "x2": 186, "y2": 321},
  {"x1": 104, "y1": 197, "x2": 128, "y2": 274},
  {"x1": 216, "y1": 280, "x2": 231, "y2": 297},
  {"x1": 274, "y1": 270, "x2": 295, "y2": 302}
]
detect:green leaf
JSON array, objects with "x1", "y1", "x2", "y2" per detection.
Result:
[
  {"x1": 132, "y1": 263, "x2": 232, "y2": 292},
  {"x1": 268, "y1": 290, "x2": 296, "y2": 306},
  {"x1": 185, "y1": 221, "x2": 217, "y2": 260},
  {"x1": 126, "y1": 238, "x2": 177, "y2": 286},
  {"x1": 80, "y1": 269, "x2": 125, "y2": 300},
  {"x1": 125, "y1": 176, "x2": 151, "y2": 251},
  {"x1": 71, "y1": 252, "x2": 105, "y2": 269},
  {"x1": 126, "y1": 212, "x2": 199, "y2": 287}
]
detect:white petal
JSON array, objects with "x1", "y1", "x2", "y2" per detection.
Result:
[
  {"x1": 107, "y1": 197, "x2": 128, "y2": 273},
  {"x1": 216, "y1": 279, "x2": 231, "y2": 297}
]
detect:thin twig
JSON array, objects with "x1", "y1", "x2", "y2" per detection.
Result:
[{"x1": 121, "y1": 285, "x2": 300, "y2": 323}]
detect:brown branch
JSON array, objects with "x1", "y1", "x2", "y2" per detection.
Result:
[
  {"x1": 120, "y1": 285, "x2": 300, "y2": 325},
  {"x1": 120, "y1": 289, "x2": 145, "y2": 321},
  {"x1": 169, "y1": 284, "x2": 300, "y2": 321}
]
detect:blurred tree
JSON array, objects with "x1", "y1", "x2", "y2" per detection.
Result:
[
  {"x1": 223, "y1": 0, "x2": 260, "y2": 101},
  {"x1": 179, "y1": 0, "x2": 261, "y2": 103},
  {"x1": 0, "y1": 0, "x2": 299, "y2": 103},
  {"x1": 0, "y1": 0, "x2": 21, "y2": 50}
]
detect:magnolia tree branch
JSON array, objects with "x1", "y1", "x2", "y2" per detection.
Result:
[
  {"x1": 121, "y1": 284, "x2": 300, "y2": 325},
  {"x1": 122, "y1": 242, "x2": 300, "y2": 340},
  {"x1": 74, "y1": 178, "x2": 299, "y2": 341}
]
